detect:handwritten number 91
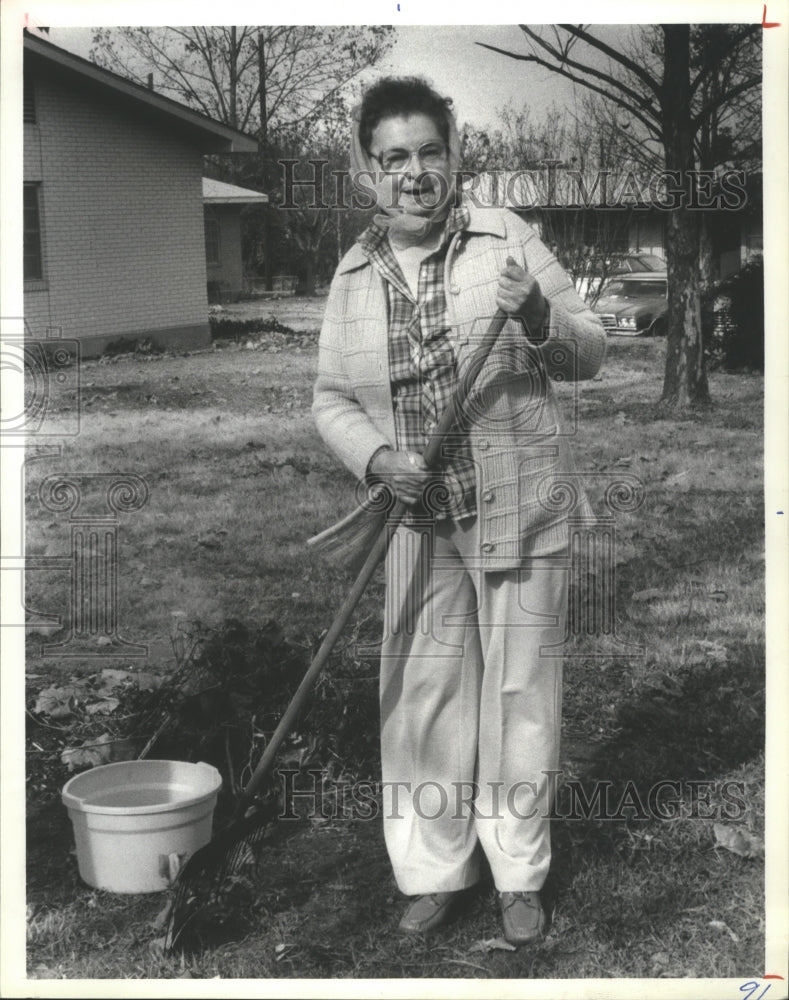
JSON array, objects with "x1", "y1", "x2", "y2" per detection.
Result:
[{"x1": 739, "y1": 983, "x2": 771, "y2": 1000}]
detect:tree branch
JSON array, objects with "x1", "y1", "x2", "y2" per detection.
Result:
[
  {"x1": 476, "y1": 42, "x2": 661, "y2": 138},
  {"x1": 689, "y1": 25, "x2": 761, "y2": 97},
  {"x1": 554, "y1": 23, "x2": 662, "y2": 96},
  {"x1": 517, "y1": 26, "x2": 660, "y2": 120},
  {"x1": 693, "y1": 74, "x2": 762, "y2": 129}
]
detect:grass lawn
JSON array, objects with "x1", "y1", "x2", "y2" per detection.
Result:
[{"x1": 21, "y1": 306, "x2": 768, "y2": 985}]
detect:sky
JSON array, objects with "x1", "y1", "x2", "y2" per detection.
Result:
[
  {"x1": 355, "y1": 25, "x2": 603, "y2": 129},
  {"x1": 47, "y1": 23, "x2": 630, "y2": 132}
]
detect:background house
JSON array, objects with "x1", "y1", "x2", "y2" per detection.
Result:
[
  {"x1": 23, "y1": 33, "x2": 257, "y2": 358},
  {"x1": 709, "y1": 172, "x2": 763, "y2": 279},
  {"x1": 469, "y1": 168, "x2": 763, "y2": 284},
  {"x1": 202, "y1": 178, "x2": 268, "y2": 303}
]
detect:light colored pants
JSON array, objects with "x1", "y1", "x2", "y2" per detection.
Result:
[{"x1": 379, "y1": 514, "x2": 567, "y2": 894}]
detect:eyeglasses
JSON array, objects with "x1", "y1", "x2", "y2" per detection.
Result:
[{"x1": 371, "y1": 141, "x2": 448, "y2": 173}]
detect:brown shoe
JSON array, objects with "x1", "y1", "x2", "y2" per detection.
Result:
[
  {"x1": 398, "y1": 892, "x2": 457, "y2": 934},
  {"x1": 499, "y1": 891, "x2": 547, "y2": 945}
]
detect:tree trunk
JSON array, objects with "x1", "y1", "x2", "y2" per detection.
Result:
[
  {"x1": 229, "y1": 26, "x2": 238, "y2": 130},
  {"x1": 697, "y1": 75, "x2": 718, "y2": 363},
  {"x1": 698, "y1": 212, "x2": 716, "y2": 354},
  {"x1": 660, "y1": 25, "x2": 711, "y2": 407},
  {"x1": 257, "y1": 32, "x2": 274, "y2": 293},
  {"x1": 303, "y1": 254, "x2": 316, "y2": 296}
]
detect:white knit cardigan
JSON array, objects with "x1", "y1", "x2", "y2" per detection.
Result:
[{"x1": 312, "y1": 203, "x2": 607, "y2": 568}]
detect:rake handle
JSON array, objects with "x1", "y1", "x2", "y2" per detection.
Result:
[{"x1": 235, "y1": 305, "x2": 511, "y2": 815}]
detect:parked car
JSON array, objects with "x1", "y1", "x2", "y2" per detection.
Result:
[
  {"x1": 592, "y1": 272, "x2": 668, "y2": 336},
  {"x1": 579, "y1": 253, "x2": 667, "y2": 301},
  {"x1": 613, "y1": 253, "x2": 667, "y2": 274}
]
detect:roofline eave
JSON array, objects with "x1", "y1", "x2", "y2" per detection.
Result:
[{"x1": 24, "y1": 32, "x2": 258, "y2": 153}]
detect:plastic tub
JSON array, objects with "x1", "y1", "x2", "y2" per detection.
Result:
[{"x1": 61, "y1": 760, "x2": 222, "y2": 893}]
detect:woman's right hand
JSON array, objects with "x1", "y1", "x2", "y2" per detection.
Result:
[{"x1": 369, "y1": 448, "x2": 433, "y2": 506}]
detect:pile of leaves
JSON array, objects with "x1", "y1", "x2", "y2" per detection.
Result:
[
  {"x1": 27, "y1": 617, "x2": 381, "y2": 818},
  {"x1": 208, "y1": 315, "x2": 297, "y2": 342},
  {"x1": 157, "y1": 618, "x2": 381, "y2": 811},
  {"x1": 27, "y1": 667, "x2": 172, "y2": 805}
]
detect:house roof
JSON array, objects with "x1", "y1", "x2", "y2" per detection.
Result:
[
  {"x1": 202, "y1": 178, "x2": 268, "y2": 205},
  {"x1": 23, "y1": 32, "x2": 257, "y2": 154},
  {"x1": 469, "y1": 167, "x2": 760, "y2": 210}
]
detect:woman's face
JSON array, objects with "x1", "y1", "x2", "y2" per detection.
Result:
[{"x1": 369, "y1": 112, "x2": 452, "y2": 216}]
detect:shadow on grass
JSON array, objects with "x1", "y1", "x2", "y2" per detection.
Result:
[{"x1": 540, "y1": 641, "x2": 764, "y2": 973}]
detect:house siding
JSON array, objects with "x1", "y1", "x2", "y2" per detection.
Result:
[
  {"x1": 23, "y1": 68, "x2": 210, "y2": 352},
  {"x1": 628, "y1": 214, "x2": 665, "y2": 256}
]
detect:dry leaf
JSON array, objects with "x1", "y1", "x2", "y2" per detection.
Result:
[
  {"x1": 196, "y1": 534, "x2": 222, "y2": 549},
  {"x1": 100, "y1": 668, "x2": 132, "y2": 688},
  {"x1": 152, "y1": 900, "x2": 173, "y2": 932},
  {"x1": 469, "y1": 937, "x2": 517, "y2": 954},
  {"x1": 708, "y1": 919, "x2": 740, "y2": 942},
  {"x1": 687, "y1": 641, "x2": 728, "y2": 665},
  {"x1": 85, "y1": 697, "x2": 120, "y2": 716},
  {"x1": 148, "y1": 936, "x2": 166, "y2": 955},
  {"x1": 129, "y1": 670, "x2": 163, "y2": 691},
  {"x1": 34, "y1": 685, "x2": 80, "y2": 719},
  {"x1": 99, "y1": 668, "x2": 162, "y2": 693},
  {"x1": 61, "y1": 732, "x2": 112, "y2": 772},
  {"x1": 663, "y1": 470, "x2": 691, "y2": 491},
  {"x1": 632, "y1": 588, "x2": 663, "y2": 603},
  {"x1": 644, "y1": 673, "x2": 683, "y2": 698},
  {"x1": 713, "y1": 823, "x2": 760, "y2": 859}
]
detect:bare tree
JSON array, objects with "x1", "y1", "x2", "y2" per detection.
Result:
[
  {"x1": 90, "y1": 26, "x2": 393, "y2": 133},
  {"x1": 460, "y1": 106, "x2": 637, "y2": 302},
  {"x1": 91, "y1": 26, "x2": 393, "y2": 290},
  {"x1": 478, "y1": 24, "x2": 761, "y2": 408},
  {"x1": 229, "y1": 95, "x2": 374, "y2": 294}
]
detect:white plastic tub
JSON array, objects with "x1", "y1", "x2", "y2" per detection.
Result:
[{"x1": 62, "y1": 760, "x2": 222, "y2": 893}]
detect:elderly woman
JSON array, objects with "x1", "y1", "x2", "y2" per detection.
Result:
[{"x1": 312, "y1": 77, "x2": 606, "y2": 944}]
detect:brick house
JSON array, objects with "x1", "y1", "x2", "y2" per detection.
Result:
[
  {"x1": 23, "y1": 32, "x2": 257, "y2": 357},
  {"x1": 470, "y1": 168, "x2": 763, "y2": 279},
  {"x1": 202, "y1": 178, "x2": 268, "y2": 302}
]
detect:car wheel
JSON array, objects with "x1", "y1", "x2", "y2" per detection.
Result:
[{"x1": 652, "y1": 317, "x2": 667, "y2": 337}]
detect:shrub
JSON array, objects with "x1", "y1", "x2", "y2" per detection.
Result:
[
  {"x1": 708, "y1": 256, "x2": 764, "y2": 372},
  {"x1": 152, "y1": 618, "x2": 381, "y2": 809},
  {"x1": 208, "y1": 315, "x2": 295, "y2": 341}
]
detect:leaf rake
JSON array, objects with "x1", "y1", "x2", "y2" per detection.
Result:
[{"x1": 163, "y1": 304, "x2": 512, "y2": 952}]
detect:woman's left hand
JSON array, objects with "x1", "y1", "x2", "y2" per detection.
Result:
[{"x1": 496, "y1": 258, "x2": 547, "y2": 336}]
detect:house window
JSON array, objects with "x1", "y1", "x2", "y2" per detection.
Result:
[
  {"x1": 24, "y1": 183, "x2": 43, "y2": 281},
  {"x1": 204, "y1": 212, "x2": 221, "y2": 266}
]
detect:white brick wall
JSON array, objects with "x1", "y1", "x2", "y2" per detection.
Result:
[{"x1": 24, "y1": 71, "x2": 208, "y2": 343}]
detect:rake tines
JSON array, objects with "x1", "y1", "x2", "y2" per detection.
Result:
[{"x1": 163, "y1": 802, "x2": 279, "y2": 953}]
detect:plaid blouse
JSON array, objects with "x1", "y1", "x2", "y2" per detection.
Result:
[{"x1": 357, "y1": 207, "x2": 477, "y2": 520}]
